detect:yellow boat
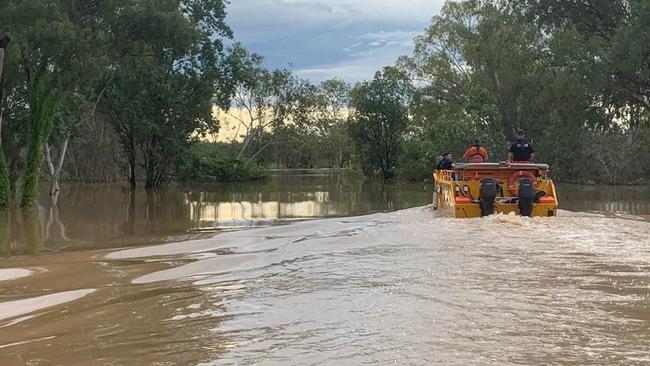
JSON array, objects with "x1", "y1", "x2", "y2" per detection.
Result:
[{"x1": 433, "y1": 162, "x2": 558, "y2": 218}]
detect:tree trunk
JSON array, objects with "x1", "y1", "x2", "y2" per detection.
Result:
[
  {"x1": 125, "y1": 188, "x2": 135, "y2": 236},
  {"x1": 0, "y1": 39, "x2": 11, "y2": 208},
  {"x1": 0, "y1": 47, "x2": 5, "y2": 136},
  {"x1": 44, "y1": 143, "x2": 58, "y2": 196},
  {"x1": 21, "y1": 83, "x2": 60, "y2": 207},
  {"x1": 44, "y1": 134, "x2": 69, "y2": 200},
  {"x1": 0, "y1": 210, "x2": 10, "y2": 256},
  {"x1": 127, "y1": 138, "x2": 136, "y2": 188},
  {"x1": 238, "y1": 132, "x2": 253, "y2": 159},
  {"x1": 336, "y1": 146, "x2": 343, "y2": 170},
  {"x1": 144, "y1": 156, "x2": 156, "y2": 189},
  {"x1": 0, "y1": 47, "x2": 5, "y2": 83}
]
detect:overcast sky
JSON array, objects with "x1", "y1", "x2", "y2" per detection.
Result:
[{"x1": 226, "y1": 0, "x2": 445, "y2": 82}]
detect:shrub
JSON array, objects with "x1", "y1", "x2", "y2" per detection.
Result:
[{"x1": 178, "y1": 155, "x2": 269, "y2": 182}]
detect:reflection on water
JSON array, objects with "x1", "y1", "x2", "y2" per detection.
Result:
[
  {"x1": 2, "y1": 171, "x2": 432, "y2": 256},
  {"x1": 1, "y1": 172, "x2": 649, "y2": 257},
  {"x1": 557, "y1": 184, "x2": 650, "y2": 216}
]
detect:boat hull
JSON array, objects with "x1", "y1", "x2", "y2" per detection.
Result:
[{"x1": 433, "y1": 163, "x2": 559, "y2": 218}]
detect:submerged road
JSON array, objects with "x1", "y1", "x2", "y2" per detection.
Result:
[{"x1": 1, "y1": 208, "x2": 650, "y2": 365}]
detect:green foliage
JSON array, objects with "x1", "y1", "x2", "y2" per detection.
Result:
[
  {"x1": 401, "y1": 0, "x2": 650, "y2": 184},
  {"x1": 98, "y1": 0, "x2": 233, "y2": 188},
  {"x1": 179, "y1": 155, "x2": 268, "y2": 182},
  {"x1": 348, "y1": 67, "x2": 413, "y2": 181},
  {"x1": 21, "y1": 85, "x2": 60, "y2": 207},
  {"x1": 398, "y1": 139, "x2": 432, "y2": 182},
  {"x1": 224, "y1": 45, "x2": 316, "y2": 160},
  {"x1": 0, "y1": 210, "x2": 9, "y2": 256},
  {"x1": 0, "y1": 151, "x2": 10, "y2": 209},
  {"x1": 1, "y1": 0, "x2": 648, "y2": 195},
  {"x1": 0, "y1": 0, "x2": 109, "y2": 206}
]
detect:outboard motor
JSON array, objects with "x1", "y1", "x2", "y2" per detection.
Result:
[
  {"x1": 517, "y1": 178, "x2": 535, "y2": 217},
  {"x1": 479, "y1": 178, "x2": 498, "y2": 216}
]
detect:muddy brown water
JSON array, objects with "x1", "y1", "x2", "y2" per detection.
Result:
[{"x1": 1, "y1": 171, "x2": 649, "y2": 365}]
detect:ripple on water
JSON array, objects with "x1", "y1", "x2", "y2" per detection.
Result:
[
  {"x1": 3, "y1": 207, "x2": 649, "y2": 365},
  {"x1": 143, "y1": 207, "x2": 650, "y2": 365}
]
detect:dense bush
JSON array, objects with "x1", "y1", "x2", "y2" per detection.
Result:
[
  {"x1": 178, "y1": 155, "x2": 268, "y2": 182},
  {"x1": 397, "y1": 139, "x2": 432, "y2": 182}
]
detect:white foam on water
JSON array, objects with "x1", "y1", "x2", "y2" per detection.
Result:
[
  {"x1": 0, "y1": 268, "x2": 33, "y2": 282},
  {"x1": 0, "y1": 289, "x2": 96, "y2": 321},
  {"x1": 0, "y1": 336, "x2": 56, "y2": 350},
  {"x1": 122, "y1": 207, "x2": 650, "y2": 286}
]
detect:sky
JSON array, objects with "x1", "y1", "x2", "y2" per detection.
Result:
[{"x1": 226, "y1": 0, "x2": 445, "y2": 82}]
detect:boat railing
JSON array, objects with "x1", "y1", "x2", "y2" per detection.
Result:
[
  {"x1": 453, "y1": 162, "x2": 549, "y2": 170},
  {"x1": 434, "y1": 169, "x2": 455, "y2": 182},
  {"x1": 435, "y1": 162, "x2": 552, "y2": 183}
]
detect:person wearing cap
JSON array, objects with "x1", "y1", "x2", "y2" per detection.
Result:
[
  {"x1": 508, "y1": 129, "x2": 535, "y2": 162},
  {"x1": 435, "y1": 152, "x2": 453, "y2": 170},
  {"x1": 463, "y1": 140, "x2": 489, "y2": 163}
]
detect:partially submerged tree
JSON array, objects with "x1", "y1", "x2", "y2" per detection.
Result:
[
  {"x1": 0, "y1": 0, "x2": 78, "y2": 207},
  {"x1": 348, "y1": 67, "x2": 413, "y2": 180},
  {"x1": 99, "y1": 0, "x2": 233, "y2": 188}
]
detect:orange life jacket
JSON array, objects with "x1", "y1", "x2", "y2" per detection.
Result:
[{"x1": 463, "y1": 145, "x2": 488, "y2": 163}]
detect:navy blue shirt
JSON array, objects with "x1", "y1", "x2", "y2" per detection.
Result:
[
  {"x1": 509, "y1": 139, "x2": 534, "y2": 161},
  {"x1": 436, "y1": 158, "x2": 453, "y2": 170}
]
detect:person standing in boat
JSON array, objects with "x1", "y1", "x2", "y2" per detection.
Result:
[
  {"x1": 435, "y1": 152, "x2": 453, "y2": 170},
  {"x1": 463, "y1": 140, "x2": 489, "y2": 163},
  {"x1": 508, "y1": 129, "x2": 535, "y2": 162}
]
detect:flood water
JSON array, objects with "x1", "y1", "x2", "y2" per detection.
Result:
[{"x1": 1, "y1": 171, "x2": 649, "y2": 365}]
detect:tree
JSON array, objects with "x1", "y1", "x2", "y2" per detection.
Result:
[
  {"x1": 0, "y1": 37, "x2": 11, "y2": 208},
  {"x1": 99, "y1": 0, "x2": 233, "y2": 188},
  {"x1": 399, "y1": 0, "x2": 622, "y2": 182},
  {"x1": 0, "y1": 0, "x2": 81, "y2": 207},
  {"x1": 348, "y1": 67, "x2": 413, "y2": 180},
  {"x1": 292, "y1": 79, "x2": 353, "y2": 168},
  {"x1": 222, "y1": 45, "x2": 310, "y2": 161},
  {"x1": 520, "y1": 0, "x2": 650, "y2": 181}
]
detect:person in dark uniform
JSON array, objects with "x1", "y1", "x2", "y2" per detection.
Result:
[
  {"x1": 508, "y1": 129, "x2": 535, "y2": 162},
  {"x1": 435, "y1": 152, "x2": 453, "y2": 170}
]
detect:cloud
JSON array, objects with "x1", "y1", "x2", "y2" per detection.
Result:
[
  {"x1": 296, "y1": 45, "x2": 408, "y2": 82},
  {"x1": 271, "y1": 0, "x2": 443, "y2": 23},
  {"x1": 294, "y1": 29, "x2": 422, "y2": 81},
  {"x1": 358, "y1": 30, "x2": 422, "y2": 44},
  {"x1": 347, "y1": 30, "x2": 421, "y2": 57},
  {"x1": 226, "y1": 0, "x2": 444, "y2": 81}
]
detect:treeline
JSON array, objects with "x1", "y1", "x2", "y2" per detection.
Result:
[
  {"x1": 259, "y1": 0, "x2": 650, "y2": 185},
  {"x1": 1, "y1": 0, "x2": 649, "y2": 210},
  {"x1": 399, "y1": 0, "x2": 650, "y2": 185},
  {"x1": 0, "y1": 0, "x2": 360, "y2": 210},
  {"x1": 0, "y1": 0, "x2": 242, "y2": 208},
  {"x1": 226, "y1": 0, "x2": 650, "y2": 185},
  {"x1": 199, "y1": 0, "x2": 650, "y2": 185}
]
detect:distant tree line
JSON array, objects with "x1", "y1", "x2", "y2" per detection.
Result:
[
  {"x1": 1, "y1": 0, "x2": 649, "y2": 210},
  {"x1": 238, "y1": 0, "x2": 650, "y2": 185}
]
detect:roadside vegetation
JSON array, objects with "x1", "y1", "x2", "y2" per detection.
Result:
[{"x1": 0, "y1": 0, "x2": 649, "y2": 210}]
